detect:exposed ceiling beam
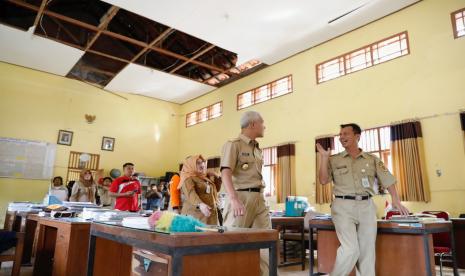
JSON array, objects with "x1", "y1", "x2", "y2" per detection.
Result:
[
  {"x1": 170, "y1": 44, "x2": 215, "y2": 73},
  {"x1": 77, "y1": 65, "x2": 117, "y2": 76},
  {"x1": 129, "y1": 27, "x2": 175, "y2": 63},
  {"x1": 87, "y1": 49, "x2": 130, "y2": 63},
  {"x1": 7, "y1": 0, "x2": 233, "y2": 74},
  {"x1": 31, "y1": 0, "x2": 47, "y2": 30},
  {"x1": 84, "y1": 6, "x2": 120, "y2": 51}
]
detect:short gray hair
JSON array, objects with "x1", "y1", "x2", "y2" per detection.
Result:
[{"x1": 240, "y1": 111, "x2": 262, "y2": 129}]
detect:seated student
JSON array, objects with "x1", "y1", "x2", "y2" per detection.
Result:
[
  {"x1": 109, "y1": 163, "x2": 141, "y2": 212},
  {"x1": 50, "y1": 176, "x2": 68, "y2": 202},
  {"x1": 180, "y1": 155, "x2": 219, "y2": 225},
  {"x1": 69, "y1": 170, "x2": 98, "y2": 203},
  {"x1": 169, "y1": 173, "x2": 182, "y2": 213},
  {"x1": 145, "y1": 183, "x2": 167, "y2": 211},
  {"x1": 97, "y1": 177, "x2": 114, "y2": 207}
]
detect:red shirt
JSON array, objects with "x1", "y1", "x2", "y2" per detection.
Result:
[{"x1": 110, "y1": 176, "x2": 141, "y2": 211}]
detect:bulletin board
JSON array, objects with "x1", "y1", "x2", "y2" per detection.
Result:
[{"x1": 0, "y1": 137, "x2": 56, "y2": 180}]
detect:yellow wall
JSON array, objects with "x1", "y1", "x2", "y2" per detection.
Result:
[
  {"x1": 0, "y1": 62, "x2": 181, "y2": 224},
  {"x1": 1, "y1": 0, "x2": 464, "y2": 224},
  {"x1": 177, "y1": 0, "x2": 465, "y2": 217}
]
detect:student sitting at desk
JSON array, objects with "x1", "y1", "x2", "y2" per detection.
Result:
[
  {"x1": 97, "y1": 177, "x2": 114, "y2": 207},
  {"x1": 50, "y1": 176, "x2": 68, "y2": 202},
  {"x1": 69, "y1": 169, "x2": 98, "y2": 204},
  {"x1": 180, "y1": 155, "x2": 219, "y2": 225}
]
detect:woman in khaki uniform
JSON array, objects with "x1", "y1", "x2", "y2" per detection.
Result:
[{"x1": 179, "y1": 155, "x2": 219, "y2": 225}]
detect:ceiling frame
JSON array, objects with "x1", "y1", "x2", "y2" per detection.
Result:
[{"x1": 6, "y1": 0, "x2": 234, "y2": 77}]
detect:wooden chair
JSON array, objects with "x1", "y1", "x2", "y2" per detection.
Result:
[{"x1": 0, "y1": 231, "x2": 25, "y2": 276}]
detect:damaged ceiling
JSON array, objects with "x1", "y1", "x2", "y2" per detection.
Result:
[{"x1": 0, "y1": 0, "x2": 420, "y2": 103}]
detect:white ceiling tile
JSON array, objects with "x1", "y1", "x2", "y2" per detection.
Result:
[
  {"x1": 0, "y1": 25, "x2": 84, "y2": 76},
  {"x1": 103, "y1": 0, "x2": 419, "y2": 65},
  {"x1": 104, "y1": 63, "x2": 216, "y2": 104}
]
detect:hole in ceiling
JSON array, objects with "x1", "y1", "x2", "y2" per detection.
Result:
[
  {"x1": 46, "y1": 0, "x2": 112, "y2": 27},
  {"x1": 0, "y1": 1, "x2": 37, "y2": 31},
  {"x1": 34, "y1": 14, "x2": 96, "y2": 48},
  {"x1": 108, "y1": 9, "x2": 170, "y2": 44},
  {"x1": 90, "y1": 33, "x2": 143, "y2": 61},
  {"x1": 66, "y1": 52, "x2": 127, "y2": 87}
]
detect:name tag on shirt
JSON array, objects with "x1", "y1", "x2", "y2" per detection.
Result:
[
  {"x1": 362, "y1": 177, "x2": 370, "y2": 188},
  {"x1": 206, "y1": 183, "x2": 211, "y2": 194}
]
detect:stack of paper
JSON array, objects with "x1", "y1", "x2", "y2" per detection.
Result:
[{"x1": 122, "y1": 217, "x2": 151, "y2": 230}]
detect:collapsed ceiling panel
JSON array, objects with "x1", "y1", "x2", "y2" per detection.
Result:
[{"x1": 66, "y1": 52, "x2": 127, "y2": 87}]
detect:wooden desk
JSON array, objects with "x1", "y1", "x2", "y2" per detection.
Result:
[
  {"x1": 452, "y1": 218, "x2": 465, "y2": 269},
  {"x1": 30, "y1": 215, "x2": 91, "y2": 276},
  {"x1": 271, "y1": 216, "x2": 305, "y2": 270},
  {"x1": 88, "y1": 222, "x2": 279, "y2": 276},
  {"x1": 4, "y1": 211, "x2": 40, "y2": 264},
  {"x1": 309, "y1": 219, "x2": 459, "y2": 276}
]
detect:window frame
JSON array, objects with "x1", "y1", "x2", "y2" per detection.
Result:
[
  {"x1": 236, "y1": 75, "x2": 293, "y2": 110},
  {"x1": 185, "y1": 101, "x2": 223, "y2": 127},
  {"x1": 315, "y1": 31, "x2": 410, "y2": 84},
  {"x1": 451, "y1": 7, "x2": 465, "y2": 39}
]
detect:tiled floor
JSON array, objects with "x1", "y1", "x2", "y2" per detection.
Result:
[{"x1": 1, "y1": 261, "x2": 465, "y2": 275}]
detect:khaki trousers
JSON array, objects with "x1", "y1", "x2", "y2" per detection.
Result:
[
  {"x1": 223, "y1": 191, "x2": 273, "y2": 276},
  {"x1": 330, "y1": 198, "x2": 377, "y2": 276}
]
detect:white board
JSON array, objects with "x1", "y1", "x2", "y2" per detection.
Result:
[{"x1": 0, "y1": 137, "x2": 56, "y2": 180}]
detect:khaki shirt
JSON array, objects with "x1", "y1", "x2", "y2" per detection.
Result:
[
  {"x1": 220, "y1": 134, "x2": 264, "y2": 189},
  {"x1": 328, "y1": 150, "x2": 396, "y2": 196}
]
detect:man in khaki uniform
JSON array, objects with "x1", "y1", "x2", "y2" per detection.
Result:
[
  {"x1": 317, "y1": 123, "x2": 409, "y2": 276},
  {"x1": 221, "y1": 111, "x2": 272, "y2": 276}
]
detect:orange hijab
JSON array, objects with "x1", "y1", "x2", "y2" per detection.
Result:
[{"x1": 178, "y1": 155, "x2": 213, "y2": 190}]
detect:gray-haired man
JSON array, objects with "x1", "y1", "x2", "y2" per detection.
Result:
[{"x1": 221, "y1": 111, "x2": 272, "y2": 275}]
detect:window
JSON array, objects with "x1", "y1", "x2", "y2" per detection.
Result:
[
  {"x1": 316, "y1": 31, "x2": 410, "y2": 84},
  {"x1": 332, "y1": 126, "x2": 392, "y2": 172},
  {"x1": 237, "y1": 75, "x2": 292, "y2": 109},
  {"x1": 185, "y1": 102, "x2": 223, "y2": 127},
  {"x1": 262, "y1": 147, "x2": 277, "y2": 197},
  {"x1": 452, "y1": 8, "x2": 465, "y2": 38}
]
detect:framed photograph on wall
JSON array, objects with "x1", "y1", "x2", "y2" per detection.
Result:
[
  {"x1": 101, "y1": 137, "x2": 115, "y2": 151},
  {"x1": 57, "y1": 130, "x2": 73, "y2": 146}
]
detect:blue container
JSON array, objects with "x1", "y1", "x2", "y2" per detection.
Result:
[{"x1": 285, "y1": 196, "x2": 308, "y2": 217}]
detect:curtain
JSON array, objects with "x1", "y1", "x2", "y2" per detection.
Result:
[
  {"x1": 461, "y1": 112, "x2": 465, "y2": 147},
  {"x1": 315, "y1": 137, "x2": 334, "y2": 204},
  {"x1": 262, "y1": 147, "x2": 278, "y2": 198},
  {"x1": 390, "y1": 121, "x2": 430, "y2": 202},
  {"x1": 276, "y1": 144, "x2": 296, "y2": 203}
]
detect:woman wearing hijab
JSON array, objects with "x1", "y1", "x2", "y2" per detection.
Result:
[
  {"x1": 180, "y1": 155, "x2": 220, "y2": 225},
  {"x1": 69, "y1": 169, "x2": 98, "y2": 203}
]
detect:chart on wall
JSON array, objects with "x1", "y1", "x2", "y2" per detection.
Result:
[{"x1": 0, "y1": 137, "x2": 56, "y2": 180}]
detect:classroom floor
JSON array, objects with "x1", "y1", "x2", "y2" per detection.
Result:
[{"x1": 1, "y1": 261, "x2": 464, "y2": 276}]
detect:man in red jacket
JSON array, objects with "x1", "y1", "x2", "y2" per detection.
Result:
[{"x1": 109, "y1": 163, "x2": 141, "y2": 212}]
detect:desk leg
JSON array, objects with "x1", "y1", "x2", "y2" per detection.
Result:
[
  {"x1": 87, "y1": 235, "x2": 96, "y2": 276},
  {"x1": 283, "y1": 226, "x2": 287, "y2": 263},
  {"x1": 422, "y1": 234, "x2": 433, "y2": 276},
  {"x1": 450, "y1": 226, "x2": 459, "y2": 276},
  {"x1": 22, "y1": 219, "x2": 37, "y2": 264},
  {"x1": 269, "y1": 241, "x2": 278, "y2": 276},
  {"x1": 301, "y1": 223, "x2": 305, "y2": 270},
  {"x1": 309, "y1": 228, "x2": 314, "y2": 276},
  {"x1": 171, "y1": 251, "x2": 183, "y2": 276}
]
